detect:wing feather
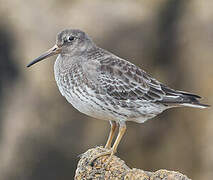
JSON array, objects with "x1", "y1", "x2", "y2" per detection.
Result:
[{"x1": 96, "y1": 57, "x2": 165, "y2": 102}]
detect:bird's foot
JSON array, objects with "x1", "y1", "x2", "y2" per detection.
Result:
[{"x1": 89, "y1": 147, "x2": 116, "y2": 168}]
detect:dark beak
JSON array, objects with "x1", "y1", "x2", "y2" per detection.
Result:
[{"x1": 27, "y1": 44, "x2": 61, "y2": 67}]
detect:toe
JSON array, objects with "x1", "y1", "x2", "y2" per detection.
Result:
[{"x1": 89, "y1": 149, "x2": 112, "y2": 165}]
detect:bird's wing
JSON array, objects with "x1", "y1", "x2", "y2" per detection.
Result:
[
  {"x1": 96, "y1": 57, "x2": 166, "y2": 102},
  {"x1": 84, "y1": 54, "x2": 208, "y2": 108}
]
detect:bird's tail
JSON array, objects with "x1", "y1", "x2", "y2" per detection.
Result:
[
  {"x1": 160, "y1": 85, "x2": 210, "y2": 109},
  {"x1": 177, "y1": 91, "x2": 210, "y2": 109}
]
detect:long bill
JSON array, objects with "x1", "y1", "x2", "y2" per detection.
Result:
[{"x1": 27, "y1": 44, "x2": 61, "y2": 67}]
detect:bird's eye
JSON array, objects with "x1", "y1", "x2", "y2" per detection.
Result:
[{"x1": 68, "y1": 36, "x2": 75, "y2": 42}]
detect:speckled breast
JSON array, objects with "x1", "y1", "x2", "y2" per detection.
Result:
[{"x1": 54, "y1": 56, "x2": 123, "y2": 121}]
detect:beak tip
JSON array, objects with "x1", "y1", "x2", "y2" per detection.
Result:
[
  {"x1": 26, "y1": 44, "x2": 60, "y2": 68},
  {"x1": 26, "y1": 62, "x2": 32, "y2": 68}
]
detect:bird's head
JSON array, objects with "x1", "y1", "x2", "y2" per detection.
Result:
[{"x1": 27, "y1": 29, "x2": 93, "y2": 67}]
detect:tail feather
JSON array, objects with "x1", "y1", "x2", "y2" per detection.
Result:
[
  {"x1": 179, "y1": 93, "x2": 210, "y2": 109},
  {"x1": 181, "y1": 102, "x2": 210, "y2": 109},
  {"x1": 160, "y1": 84, "x2": 210, "y2": 108},
  {"x1": 176, "y1": 90, "x2": 201, "y2": 99}
]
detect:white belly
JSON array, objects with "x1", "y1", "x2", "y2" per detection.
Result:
[
  {"x1": 63, "y1": 87, "x2": 121, "y2": 121},
  {"x1": 58, "y1": 84, "x2": 168, "y2": 123}
]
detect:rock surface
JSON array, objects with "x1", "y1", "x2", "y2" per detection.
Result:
[{"x1": 75, "y1": 147, "x2": 191, "y2": 180}]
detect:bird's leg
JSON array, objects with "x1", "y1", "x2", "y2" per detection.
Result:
[
  {"x1": 110, "y1": 121, "x2": 126, "y2": 155},
  {"x1": 89, "y1": 121, "x2": 126, "y2": 165},
  {"x1": 105, "y1": 121, "x2": 118, "y2": 149}
]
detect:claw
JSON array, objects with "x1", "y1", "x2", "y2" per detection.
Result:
[
  {"x1": 89, "y1": 148, "x2": 114, "y2": 166},
  {"x1": 89, "y1": 121, "x2": 126, "y2": 167}
]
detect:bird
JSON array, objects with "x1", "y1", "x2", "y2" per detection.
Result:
[{"x1": 27, "y1": 29, "x2": 209, "y2": 161}]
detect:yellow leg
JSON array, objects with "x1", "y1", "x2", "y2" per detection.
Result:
[
  {"x1": 110, "y1": 122, "x2": 126, "y2": 155},
  {"x1": 89, "y1": 121, "x2": 126, "y2": 165},
  {"x1": 105, "y1": 121, "x2": 118, "y2": 149}
]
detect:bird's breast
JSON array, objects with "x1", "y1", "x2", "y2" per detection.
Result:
[
  {"x1": 53, "y1": 57, "x2": 116, "y2": 120},
  {"x1": 55, "y1": 75, "x2": 120, "y2": 121}
]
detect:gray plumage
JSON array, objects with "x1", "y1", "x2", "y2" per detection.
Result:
[{"x1": 27, "y1": 29, "x2": 209, "y2": 156}]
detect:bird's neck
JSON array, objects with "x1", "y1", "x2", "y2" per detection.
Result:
[{"x1": 55, "y1": 44, "x2": 100, "y2": 72}]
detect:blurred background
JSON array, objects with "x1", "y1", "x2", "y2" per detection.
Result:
[{"x1": 0, "y1": 0, "x2": 213, "y2": 179}]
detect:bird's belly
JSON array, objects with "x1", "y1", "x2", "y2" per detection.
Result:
[
  {"x1": 62, "y1": 87, "x2": 120, "y2": 121},
  {"x1": 62, "y1": 88, "x2": 168, "y2": 123}
]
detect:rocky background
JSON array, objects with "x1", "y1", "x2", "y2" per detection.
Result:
[{"x1": 0, "y1": 0, "x2": 212, "y2": 179}]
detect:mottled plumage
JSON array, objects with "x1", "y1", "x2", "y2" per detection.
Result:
[{"x1": 27, "y1": 29, "x2": 209, "y2": 159}]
